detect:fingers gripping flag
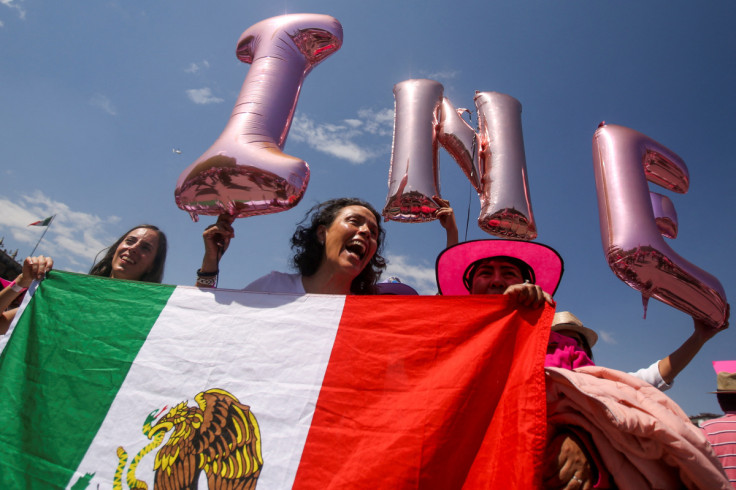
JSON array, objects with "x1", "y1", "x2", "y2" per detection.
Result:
[{"x1": 0, "y1": 271, "x2": 553, "y2": 489}]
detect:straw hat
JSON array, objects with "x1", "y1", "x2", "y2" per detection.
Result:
[
  {"x1": 711, "y1": 361, "x2": 736, "y2": 393},
  {"x1": 435, "y1": 239, "x2": 563, "y2": 296},
  {"x1": 551, "y1": 311, "x2": 598, "y2": 348}
]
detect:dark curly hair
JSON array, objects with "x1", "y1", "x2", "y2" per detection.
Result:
[
  {"x1": 89, "y1": 224, "x2": 168, "y2": 283},
  {"x1": 290, "y1": 198, "x2": 386, "y2": 294}
]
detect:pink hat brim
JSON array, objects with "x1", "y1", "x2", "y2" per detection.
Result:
[{"x1": 436, "y1": 239, "x2": 564, "y2": 295}]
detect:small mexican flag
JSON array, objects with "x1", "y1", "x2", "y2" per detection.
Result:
[
  {"x1": 0, "y1": 271, "x2": 552, "y2": 489},
  {"x1": 28, "y1": 216, "x2": 54, "y2": 227}
]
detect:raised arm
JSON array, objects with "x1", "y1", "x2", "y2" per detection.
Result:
[
  {"x1": 432, "y1": 195, "x2": 458, "y2": 248},
  {"x1": 196, "y1": 214, "x2": 235, "y2": 288},
  {"x1": 657, "y1": 305, "x2": 730, "y2": 384},
  {"x1": 0, "y1": 255, "x2": 53, "y2": 334}
]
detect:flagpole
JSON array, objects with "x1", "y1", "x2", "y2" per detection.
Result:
[{"x1": 29, "y1": 215, "x2": 55, "y2": 257}]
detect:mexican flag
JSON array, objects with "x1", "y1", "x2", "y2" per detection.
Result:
[
  {"x1": 0, "y1": 271, "x2": 553, "y2": 489},
  {"x1": 28, "y1": 216, "x2": 54, "y2": 227}
]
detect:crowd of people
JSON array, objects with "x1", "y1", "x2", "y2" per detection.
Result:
[{"x1": 1, "y1": 196, "x2": 733, "y2": 488}]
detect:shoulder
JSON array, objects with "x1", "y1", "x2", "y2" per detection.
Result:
[{"x1": 244, "y1": 271, "x2": 304, "y2": 294}]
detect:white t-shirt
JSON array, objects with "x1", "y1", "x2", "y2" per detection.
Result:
[
  {"x1": 243, "y1": 271, "x2": 305, "y2": 294},
  {"x1": 629, "y1": 360, "x2": 672, "y2": 391}
]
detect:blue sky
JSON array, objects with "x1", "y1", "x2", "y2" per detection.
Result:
[{"x1": 1, "y1": 1, "x2": 734, "y2": 416}]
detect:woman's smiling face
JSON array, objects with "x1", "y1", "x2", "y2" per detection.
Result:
[
  {"x1": 110, "y1": 228, "x2": 160, "y2": 281},
  {"x1": 318, "y1": 205, "x2": 379, "y2": 280}
]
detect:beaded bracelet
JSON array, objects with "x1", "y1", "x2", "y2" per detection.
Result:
[{"x1": 196, "y1": 269, "x2": 218, "y2": 288}]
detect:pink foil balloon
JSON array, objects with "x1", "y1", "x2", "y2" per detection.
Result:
[
  {"x1": 592, "y1": 123, "x2": 727, "y2": 327},
  {"x1": 383, "y1": 79, "x2": 443, "y2": 222},
  {"x1": 383, "y1": 80, "x2": 536, "y2": 239},
  {"x1": 650, "y1": 192, "x2": 678, "y2": 239},
  {"x1": 175, "y1": 14, "x2": 343, "y2": 221},
  {"x1": 475, "y1": 91, "x2": 536, "y2": 239},
  {"x1": 438, "y1": 98, "x2": 482, "y2": 192}
]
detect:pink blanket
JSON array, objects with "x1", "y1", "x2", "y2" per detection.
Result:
[{"x1": 546, "y1": 366, "x2": 730, "y2": 489}]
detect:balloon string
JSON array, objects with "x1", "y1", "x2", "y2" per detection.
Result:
[
  {"x1": 464, "y1": 127, "x2": 478, "y2": 242},
  {"x1": 464, "y1": 182, "x2": 471, "y2": 242}
]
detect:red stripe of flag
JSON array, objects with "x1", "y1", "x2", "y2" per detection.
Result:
[{"x1": 294, "y1": 295, "x2": 553, "y2": 489}]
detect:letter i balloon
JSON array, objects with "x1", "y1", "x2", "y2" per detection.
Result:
[{"x1": 175, "y1": 14, "x2": 343, "y2": 221}]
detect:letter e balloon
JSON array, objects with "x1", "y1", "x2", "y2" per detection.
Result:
[{"x1": 592, "y1": 123, "x2": 727, "y2": 327}]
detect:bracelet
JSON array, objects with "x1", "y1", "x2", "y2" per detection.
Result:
[
  {"x1": 196, "y1": 276, "x2": 217, "y2": 287},
  {"x1": 10, "y1": 282, "x2": 24, "y2": 293},
  {"x1": 196, "y1": 269, "x2": 219, "y2": 278}
]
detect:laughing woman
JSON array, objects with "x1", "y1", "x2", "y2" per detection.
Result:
[
  {"x1": 0, "y1": 224, "x2": 167, "y2": 334},
  {"x1": 196, "y1": 198, "x2": 386, "y2": 295}
]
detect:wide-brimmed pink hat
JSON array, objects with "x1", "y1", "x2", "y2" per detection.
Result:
[{"x1": 436, "y1": 239, "x2": 564, "y2": 295}]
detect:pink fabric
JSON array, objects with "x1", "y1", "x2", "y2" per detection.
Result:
[
  {"x1": 546, "y1": 366, "x2": 730, "y2": 489},
  {"x1": 545, "y1": 331, "x2": 595, "y2": 369}
]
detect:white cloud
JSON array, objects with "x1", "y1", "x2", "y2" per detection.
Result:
[
  {"x1": 382, "y1": 253, "x2": 437, "y2": 295},
  {"x1": 1, "y1": 0, "x2": 26, "y2": 21},
  {"x1": 184, "y1": 60, "x2": 210, "y2": 74},
  {"x1": 357, "y1": 108, "x2": 394, "y2": 136},
  {"x1": 186, "y1": 87, "x2": 224, "y2": 105},
  {"x1": 288, "y1": 108, "x2": 394, "y2": 164},
  {"x1": 89, "y1": 93, "x2": 117, "y2": 116},
  {"x1": 0, "y1": 191, "x2": 122, "y2": 272},
  {"x1": 599, "y1": 330, "x2": 617, "y2": 345},
  {"x1": 424, "y1": 70, "x2": 459, "y2": 82}
]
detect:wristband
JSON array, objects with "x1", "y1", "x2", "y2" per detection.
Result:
[
  {"x1": 196, "y1": 276, "x2": 217, "y2": 287},
  {"x1": 196, "y1": 269, "x2": 219, "y2": 278},
  {"x1": 10, "y1": 282, "x2": 24, "y2": 293}
]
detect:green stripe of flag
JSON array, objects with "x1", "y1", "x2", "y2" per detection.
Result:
[{"x1": 0, "y1": 271, "x2": 175, "y2": 489}]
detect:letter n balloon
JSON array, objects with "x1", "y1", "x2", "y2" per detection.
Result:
[
  {"x1": 175, "y1": 14, "x2": 343, "y2": 221},
  {"x1": 383, "y1": 79, "x2": 537, "y2": 240},
  {"x1": 592, "y1": 123, "x2": 727, "y2": 327}
]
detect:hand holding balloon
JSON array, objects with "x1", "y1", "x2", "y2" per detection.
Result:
[
  {"x1": 432, "y1": 195, "x2": 458, "y2": 248},
  {"x1": 201, "y1": 214, "x2": 235, "y2": 274}
]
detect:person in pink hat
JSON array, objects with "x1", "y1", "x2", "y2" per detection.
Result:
[
  {"x1": 436, "y1": 240, "x2": 595, "y2": 485},
  {"x1": 435, "y1": 238, "x2": 563, "y2": 308},
  {"x1": 702, "y1": 361, "x2": 736, "y2": 488}
]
